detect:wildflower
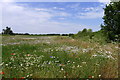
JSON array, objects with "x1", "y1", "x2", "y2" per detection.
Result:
[
  {"x1": 64, "y1": 76, "x2": 66, "y2": 78},
  {"x1": 82, "y1": 49, "x2": 88, "y2": 53},
  {"x1": 20, "y1": 64, "x2": 23, "y2": 66},
  {"x1": 92, "y1": 54, "x2": 97, "y2": 57},
  {"x1": 61, "y1": 68, "x2": 64, "y2": 71},
  {"x1": 80, "y1": 66, "x2": 82, "y2": 67},
  {"x1": 30, "y1": 74, "x2": 33, "y2": 76},
  {"x1": 27, "y1": 75, "x2": 29, "y2": 77},
  {"x1": 67, "y1": 60, "x2": 70, "y2": 63},
  {"x1": 0, "y1": 72, "x2": 5, "y2": 75},
  {"x1": 48, "y1": 61, "x2": 51, "y2": 64},
  {"x1": 77, "y1": 65, "x2": 80, "y2": 67},
  {"x1": 50, "y1": 56, "x2": 53, "y2": 58},
  {"x1": 59, "y1": 64, "x2": 65, "y2": 66},
  {"x1": 107, "y1": 51, "x2": 112, "y2": 54},
  {"x1": 98, "y1": 75, "x2": 101, "y2": 77},
  {"x1": 21, "y1": 77, "x2": 25, "y2": 79},
  {"x1": 26, "y1": 54, "x2": 30, "y2": 56},
  {"x1": 5, "y1": 64, "x2": 8, "y2": 66},
  {"x1": 11, "y1": 53, "x2": 15, "y2": 55},
  {"x1": 82, "y1": 62, "x2": 86, "y2": 64},
  {"x1": 50, "y1": 56, "x2": 55, "y2": 59},
  {"x1": 26, "y1": 64, "x2": 29, "y2": 67},
  {"x1": 88, "y1": 75, "x2": 92, "y2": 78},
  {"x1": 51, "y1": 50, "x2": 53, "y2": 51},
  {"x1": 92, "y1": 76, "x2": 94, "y2": 78}
]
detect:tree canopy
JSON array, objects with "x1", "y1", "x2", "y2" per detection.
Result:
[
  {"x1": 101, "y1": 1, "x2": 120, "y2": 42},
  {"x1": 2, "y1": 27, "x2": 14, "y2": 35}
]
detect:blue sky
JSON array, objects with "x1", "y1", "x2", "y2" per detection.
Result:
[{"x1": 1, "y1": 0, "x2": 109, "y2": 34}]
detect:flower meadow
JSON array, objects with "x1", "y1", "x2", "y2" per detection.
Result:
[{"x1": 1, "y1": 35, "x2": 119, "y2": 78}]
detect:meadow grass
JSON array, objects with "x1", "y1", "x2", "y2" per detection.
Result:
[{"x1": 1, "y1": 35, "x2": 119, "y2": 78}]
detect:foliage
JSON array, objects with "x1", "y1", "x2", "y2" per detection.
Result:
[
  {"x1": 101, "y1": 1, "x2": 120, "y2": 42},
  {"x1": 2, "y1": 27, "x2": 14, "y2": 35},
  {"x1": 74, "y1": 28, "x2": 92, "y2": 39},
  {"x1": 72, "y1": 28, "x2": 107, "y2": 44}
]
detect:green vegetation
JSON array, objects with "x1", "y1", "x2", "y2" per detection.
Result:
[
  {"x1": 1, "y1": 35, "x2": 118, "y2": 78},
  {"x1": 101, "y1": 1, "x2": 120, "y2": 42},
  {"x1": 72, "y1": 28, "x2": 107, "y2": 44},
  {"x1": 2, "y1": 27, "x2": 14, "y2": 35},
  {"x1": 1, "y1": 1, "x2": 120, "y2": 79}
]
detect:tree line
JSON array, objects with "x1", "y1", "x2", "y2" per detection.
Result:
[{"x1": 1, "y1": 27, "x2": 74, "y2": 36}]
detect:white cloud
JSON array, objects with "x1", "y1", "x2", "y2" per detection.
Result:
[
  {"x1": 2, "y1": 2, "x2": 54, "y2": 33},
  {"x1": 77, "y1": 4, "x2": 105, "y2": 19},
  {"x1": 59, "y1": 12, "x2": 71, "y2": 17},
  {"x1": 83, "y1": 7, "x2": 103, "y2": 12},
  {"x1": 35, "y1": 8, "x2": 51, "y2": 12},
  {"x1": 53, "y1": 7, "x2": 65, "y2": 10},
  {"x1": 53, "y1": 7, "x2": 57, "y2": 9},
  {"x1": 1, "y1": 0, "x2": 14, "y2": 2},
  {"x1": 98, "y1": 0, "x2": 111, "y2": 5},
  {"x1": 84, "y1": 7, "x2": 95, "y2": 11},
  {"x1": 1, "y1": 1, "x2": 101, "y2": 34},
  {"x1": 3, "y1": 3, "x2": 53, "y2": 22},
  {"x1": 77, "y1": 11, "x2": 104, "y2": 19},
  {"x1": 2, "y1": 2, "x2": 87, "y2": 34},
  {"x1": 98, "y1": 0, "x2": 111, "y2": 2}
]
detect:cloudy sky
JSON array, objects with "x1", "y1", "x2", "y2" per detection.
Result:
[{"x1": 1, "y1": 0, "x2": 111, "y2": 34}]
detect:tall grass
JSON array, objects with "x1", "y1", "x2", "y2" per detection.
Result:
[{"x1": 1, "y1": 35, "x2": 119, "y2": 78}]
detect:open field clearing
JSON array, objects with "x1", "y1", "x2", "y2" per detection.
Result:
[{"x1": 1, "y1": 35, "x2": 119, "y2": 78}]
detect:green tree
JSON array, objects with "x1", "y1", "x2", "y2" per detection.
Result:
[
  {"x1": 82, "y1": 28, "x2": 87, "y2": 33},
  {"x1": 87, "y1": 29, "x2": 92, "y2": 33},
  {"x1": 101, "y1": 1, "x2": 120, "y2": 42},
  {"x1": 2, "y1": 27, "x2": 14, "y2": 35}
]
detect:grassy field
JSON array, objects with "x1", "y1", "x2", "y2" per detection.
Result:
[{"x1": 1, "y1": 35, "x2": 119, "y2": 78}]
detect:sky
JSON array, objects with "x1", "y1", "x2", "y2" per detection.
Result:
[{"x1": 0, "y1": 0, "x2": 111, "y2": 34}]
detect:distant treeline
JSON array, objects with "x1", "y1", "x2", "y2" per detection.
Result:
[
  {"x1": 14, "y1": 33, "x2": 74, "y2": 36},
  {"x1": 1, "y1": 27, "x2": 74, "y2": 36}
]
